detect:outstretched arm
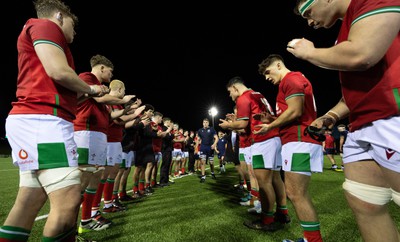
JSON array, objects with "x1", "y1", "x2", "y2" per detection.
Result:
[{"x1": 287, "y1": 13, "x2": 400, "y2": 71}]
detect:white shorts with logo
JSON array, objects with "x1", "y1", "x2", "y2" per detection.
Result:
[
  {"x1": 239, "y1": 146, "x2": 252, "y2": 165},
  {"x1": 282, "y1": 141, "x2": 323, "y2": 175},
  {"x1": 106, "y1": 142, "x2": 123, "y2": 166},
  {"x1": 122, "y1": 151, "x2": 134, "y2": 168},
  {"x1": 74, "y1": 130, "x2": 107, "y2": 166},
  {"x1": 6, "y1": 114, "x2": 79, "y2": 171},
  {"x1": 172, "y1": 149, "x2": 184, "y2": 160},
  {"x1": 343, "y1": 116, "x2": 400, "y2": 172},
  {"x1": 251, "y1": 137, "x2": 282, "y2": 171}
]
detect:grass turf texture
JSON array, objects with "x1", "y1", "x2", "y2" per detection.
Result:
[{"x1": 0, "y1": 156, "x2": 399, "y2": 242}]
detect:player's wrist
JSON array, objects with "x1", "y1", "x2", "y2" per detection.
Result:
[
  {"x1": 325, "y1": 110, "x2": 340, "y2": 122},
  {"x1": 89, "y1": 86, "x2": 97, "y2": 95}
]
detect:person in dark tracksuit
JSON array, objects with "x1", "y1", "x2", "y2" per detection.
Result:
[{"x1": 159, "y1": 117, "x2": 174, "y2": 186}]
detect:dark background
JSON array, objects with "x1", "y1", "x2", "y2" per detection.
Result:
[{"x1": 2, "y1": 1, "x2": 344, "y2": 151}]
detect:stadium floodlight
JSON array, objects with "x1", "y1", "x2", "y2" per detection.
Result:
[{"x1": 208, "y1": 106, "x2": 218, "y2": 127}]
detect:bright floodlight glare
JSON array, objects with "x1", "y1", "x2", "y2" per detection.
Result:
[
  {"x1": 208, "y1": 106, "x2": 218, "y2": 127},
  {"x1": 209, "y1": 107, "x2": 218, "y2": 116}
]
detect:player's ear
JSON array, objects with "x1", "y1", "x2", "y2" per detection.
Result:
[{"x1": 55, "y1": 12, "x2": 63, "y2": 26}]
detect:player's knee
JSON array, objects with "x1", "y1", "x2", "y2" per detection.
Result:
[{"x1": 343, "y1": 178, "x2": 392, "y2": 205}]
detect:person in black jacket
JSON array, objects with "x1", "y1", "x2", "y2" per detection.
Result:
[
  {"x1": 159, "y1": 117, "x2": 174, "y2": 186},
  {"x1": 187, "y1": 131, "x2": 196, "y2": 173}
]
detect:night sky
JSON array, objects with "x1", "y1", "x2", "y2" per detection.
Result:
[{"x1": 2, "y1": 1, "x2": 344, "y2": 139}]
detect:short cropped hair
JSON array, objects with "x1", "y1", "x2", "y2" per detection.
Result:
[
  {"x1": 153, "y1": 111, "x2": 163, "y2": 117},
  {"x1": 90, "y1": 54, "x2": 114, "y2": 69},
  {"x1": 258, "y1": 54, "x2": 284, "y2": 75},
  {"x1": 143, "y1": 104, "x2": 155, "y2": 112},
  {"x1": 226, "y1": 76, "x2": 245, "y2": 88},
  {"x1": 34, "y1": 0, "x2": 78, "y2": 25}
]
